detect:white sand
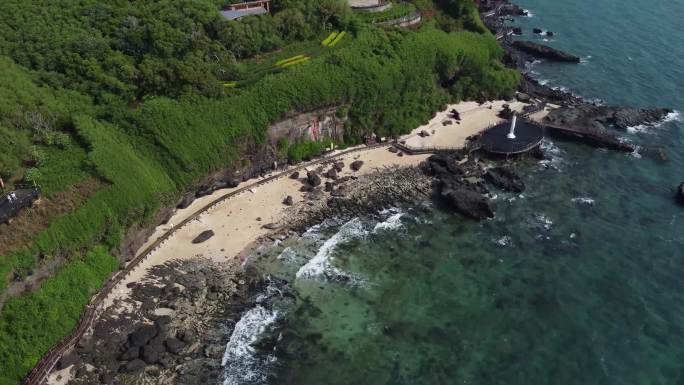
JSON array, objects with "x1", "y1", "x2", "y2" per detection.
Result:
[
  {"x1": 103, "y1": 99, "x2": 527, "y2": 309},
  {"x1": 403, "y1": 100, "x2": 529, "y2": 151},
  {"x1": 104, "y1": 146, "x2": 430, "y2": 308}
]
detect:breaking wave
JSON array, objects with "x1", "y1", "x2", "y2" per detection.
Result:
[
  {"x1": 295, "y1": 218, "x2": 367, "y2": 282},
  {"x1": 571, "y1": 197, "x2": 596, "y2": 205},
  {"x1": 221, "y1": 305, "x2": 279, "y2": 385},
  {"x1": 373, "y1": 212, "x2": 404, "y2": 233},
  {"x1": 626, "y1": 110, "x2": 681, "y2": 134}
]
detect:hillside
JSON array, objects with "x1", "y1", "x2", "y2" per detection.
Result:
[{"x1": 0, "y1": 0, "x2": 519, "y2": 383}]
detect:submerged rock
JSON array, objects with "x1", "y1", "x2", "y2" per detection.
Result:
[
  {"x1": 676, "y1": 182, "x2": 684, "y2": 205},
  {"x1": 192, "y1": 230, "x2": 215, "y2": 244}
]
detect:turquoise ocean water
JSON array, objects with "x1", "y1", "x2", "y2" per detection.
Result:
[{"x1": 222, "y1": 1, "x2": 684, "y2": 384}]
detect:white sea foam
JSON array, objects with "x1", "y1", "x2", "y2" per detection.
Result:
[
  {"x1": 626, "y1": 110, "x2": 681, "y2": 134},
  {"x1": 495, "y1": 235, "x2": 513, "y2": 247},
  {"x1": 296, "y1": 218, "x2": 367, "y2": 281},
  {"x1": 571, "y1": 197, "x2": 596, "y2": 205},
  {"x1": 525, "y1": 10, "x2": 534, "y2": 17},
  {"x1": 275, "y1": 246, "x2": 299, "y2": 264},
  {"x1": 373, "y1": 212, "x2": 404, "y2": 233},
  {"x1": 222, "y1": 305, "x2": 279, "y2": 385},
  {"x1": 533, "y1": 213, "x2": 553, "y2": 231}
]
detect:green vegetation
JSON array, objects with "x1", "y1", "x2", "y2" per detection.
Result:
[
  {"x1": 0, "y1": 0, "x2": 519, "y2": 382},
  {"x1": 355, "y1": 2, "x2": 417, "y2": 24},
  {"x1": 0, "y1": 247, "x2": 118, "y2": 385},
  {"x1": 288, "y1": 139, "x2": 335, "y2": 163}
]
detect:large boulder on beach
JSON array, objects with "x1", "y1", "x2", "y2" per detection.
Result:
[
  {"x1": 129, "y1": 325, "x2": 158, "y2": 347},
  {"x1": 326, "y1": 168, "x2": 338, "y2": 179},
  {"x1": 441, "y1": 187, "x2": 495, "y2": 220},
  {"x1": 119, "y1": 346, "x2": 141, "y2": 361},
  {"x1": 676, "y1": 182, "x2": 684, "y2": 205},
  {"x1": 192, "y1": 230, "x2": 215, "y2": 244},
  {"x1": 516, "y1": 93, "x2": 531, "y2": 103},
  {"x1": 307, "y1": 171, "x2": 322, "y2": 186},
  {"x1": 485, "y1": 166, "x2": 526, "y2": 193},
  {"x1": 350, "y1": 160, "x2": 364, "y2": 171},
  {"x1": 290, "y1": 171, "x2": 300, "y2": 179},
  {"x1": 120, "y1": 358, "x2": 146, "y2": 374},
  {"x1": 334, "y1": 162, "x2": 345, "y2": 172},
  {"x1": 164, "y1": 337, "x2": 186, "y2": 354},
  {"x1": 283, "y1": 195, "x2": 294, "y2": 206}
]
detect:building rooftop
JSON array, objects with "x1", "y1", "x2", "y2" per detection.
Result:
[{"x1": 220, "y1": 7, "x2": 268, "y2": 20}]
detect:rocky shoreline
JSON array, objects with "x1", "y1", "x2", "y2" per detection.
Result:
[
  {"x1": 54, "y1": 258, "x2": 247, "y2": 385},
  {"x1": 44, "y1": 4, "x2": 679, "y2": 385},
  {"x1": 52, "y1": 151, "x2": 542, "y2": 385},
  {"x1": 479, "y1": 0, "x2": 672, "y2": 140}
]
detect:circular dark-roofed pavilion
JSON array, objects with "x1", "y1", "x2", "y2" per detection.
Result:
[{"x1": 481, "y1": 118, "x2": 544, "y2": 155}]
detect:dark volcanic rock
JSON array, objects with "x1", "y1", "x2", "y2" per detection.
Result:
[
  {"x1": 119, "y1": 346, "x2": 141, "y2": 361},
  {"x1": 389, "y1": 146, "x2": 398, "y2": 153},
  {"x1": 120, "y1": 359, "x2": 146, "y2": 374},
  {"x1": 612, "y1": 107, "x2": 672, "y2": 129},
  {"x1": 283, "y1": 195, "x2": 294, "y2": 206},
  {"x1": 516, "y1": 93, "x2": 531, "y2": 103},
  {"x1": 177, "y1": 192, "x2": 196, "y2": 209},
  {"x1": 192, "y1": 230, "x2": 215, "y2": 244},
  {"x1": 485, "y1": 166, "x2": 526, "y2": 193},
  {"x1": 498, "y1": 104, "x2": 513, "y2": 119},
  {"x1": 334, "y1": 162, "x2": 345, "y2": 172},
  {"x1": 142, "y1": 343, "x2": 164, "y2": 364},
  {"x1": 512, "y1": 27, "x2": 523, "y2": 35},
  {"x1": 290, "y1": 171, "x2": 300, "y2": 179},
  {"x1": 512, "y1": 40, "x2": 580, "y2": 63},
  {"x1": 57, "y1": 352, "x2": 80, "y2": 369},
  {"x1": 129, "y1": 325, "x2": 158, "y2": 347},
  {"x1": 350, "y1": 160, "x2": 364, "y2": 171},
  {"x1": 676, "y1": 182, "x2": 684, "y2": 205},
  {"x1": 326, "y1": 168, "x2": 338, "y2": 179},
  {"x1": 307, "y1": 171, "x2": 322, "y2": 187},
  {"x1": 546, "y1": 31, "x2": 554, "y2": 37},
  {"x1": 441, "y1": 187, "x2": 495, "y2": 220},
  {"x1": 165, "y1": 337, "x2": 186, "y2": 354},
  {"x1": 546, "y1": 105, "x2": 672, "y2": 131},
  {"x1": 533, "y1": 28, "x2": 543, "y2": 34}
]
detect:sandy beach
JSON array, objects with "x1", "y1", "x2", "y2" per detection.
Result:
[{"x1": 102, "y1": 99, "x2": 538, "y2": 309}]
